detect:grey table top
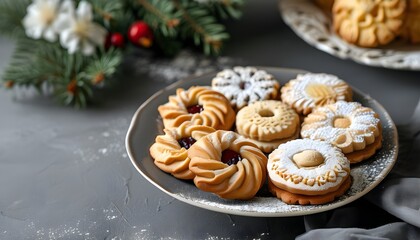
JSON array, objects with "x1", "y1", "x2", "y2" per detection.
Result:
[{"x1": 0, "y1": 1, "x2": 419, "y2": 239}]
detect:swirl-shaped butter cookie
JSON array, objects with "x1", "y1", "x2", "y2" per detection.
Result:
[
  {"x1": 150, "y1": 122, "x2": 216, "y2": 180},
  {"x1": 281, "y1": 73, "x2": 352, "y2": 115},
  {"x1": 188, "y1": 130, "x2": 267, "y2": 200},
  {"x1": 236, "y1": 100, "x2": 300, "y2": 153},
  {"x1": 333, "y1": 0, "x2": 406, "y2": 47},
  {"x1": 267, "y1": 139, "x2": 351, "y2": 205},
  {"x1": 158, "y1": 86, "x2": 235, "y2": 130},
  {"x1": 301, "y1": 101, "x2": 382, "y2": 163},
  {"x1": 212, "y1": 66, "x2": 280, "y2": 110}
]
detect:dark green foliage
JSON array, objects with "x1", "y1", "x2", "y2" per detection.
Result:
[{"x1": 0, "y1": 0, "x2": 244, "y2": 107}]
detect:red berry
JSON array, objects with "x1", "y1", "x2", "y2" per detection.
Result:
[
  {"x1": 221, "y1": 149, "x2": 242, "y2": 166},
  {"x1": 128, "y1": 21, "x2": 153, "y2": 48},
  {"x1": 105, "y1": 32, "x2": 125, "y2": 49},
  {"x1": 178, "y1": 137, "x2": 196, "y2": 149},
  {"x1": 187, "y1": 104, "x2": 204, "y2": 114}
]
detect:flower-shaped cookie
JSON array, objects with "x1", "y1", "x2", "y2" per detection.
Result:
[{"x1": 333, "y1": 0, "x2": 406, "y2": 47}]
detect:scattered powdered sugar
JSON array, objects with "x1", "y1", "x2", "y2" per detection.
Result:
[{"x1": 134, "y1": 50, "x2": 239, "y2": 83}]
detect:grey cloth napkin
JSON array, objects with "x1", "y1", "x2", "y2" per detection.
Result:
[{"x1": 298, "y1": 99, "x2": 420, "y2": 239}]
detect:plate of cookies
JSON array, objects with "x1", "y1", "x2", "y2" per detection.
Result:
[
  {"x1": 126, "y1": 66, "x2": 398, "y2": 217},
  {"x1": 279, "y1": 0, "x2": 420, "y2": 70}
]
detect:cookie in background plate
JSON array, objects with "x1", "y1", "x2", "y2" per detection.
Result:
[{"x1": 212, "y1": 66, "x2": 280, "y2": 111}]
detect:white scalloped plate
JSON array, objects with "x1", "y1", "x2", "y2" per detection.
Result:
[
  {"x1": 279, "y1": 0, "x2": 420, "y2": 70},
  {"x1": 125, "y1": 67, "x2": 398, "y2": 217}
]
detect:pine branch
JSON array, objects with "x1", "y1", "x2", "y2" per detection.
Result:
[
  {"x1": 174, "y1": 0, "x2": 229, "y2": 55},
  {"x1": 137, "y1": 0, "x2": 180, "y2": 37},
  {"x1": 0, "y1": 0, "x2": 30, "y2": 37}
]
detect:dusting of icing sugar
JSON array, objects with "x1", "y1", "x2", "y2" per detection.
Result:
[
  {"x1": 301, "y1": 101, "x2": 380, "y2": 144},
  {"x1": 212, "y1": 66, "x2": 280, "y2": 109},
  {"x1": 267, "y1": 139, "x2": 350, "y2": 192},
  {"x1": 282, "y1": 73, "x2": 350, "y2": 112}
]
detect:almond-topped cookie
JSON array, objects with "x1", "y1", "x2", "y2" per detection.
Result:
[
  {"x1": 267, "y1": 139, "x2": 351, "y2": 205},
  {"x1": 188, "y1": 130, "x2": 267, "y2": 200},
  {"x1": 301, "y1": 101, "x2": 382, "y2": 163},
  {"x1": 158, "y1": 86, "x2": 235, "y2": 130},
  {"x1": 212, "y1": 66, "x2": 280, "y2": 111},
  {"x1": 281, "y1": 73, "x2": 352, "y2": 115}
]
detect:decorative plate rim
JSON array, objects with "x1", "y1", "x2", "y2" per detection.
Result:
[
  {"x1": 125, "y1": 67, "x2": 398, "y2": 217},
  {"x1": 279, "y1": 0, "x2": 420, "y2": 71}
]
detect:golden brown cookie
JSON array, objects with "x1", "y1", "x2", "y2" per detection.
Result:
[
  {"x1": 211, "y1": 66, "x2": 280, "y2": 110},
  {"x1": 236, "y1": 100, "x2": 300, "y2": 153},
  {"x1": 301, "y1": 101, "x2": 382, "y2": 164},
  {"x1": 333, "y1": 0, "x2": 407, "y2": 47},
  {"x1": 268, "y1": 175, "x2": 352, "y2": 205},
  {"x1": 158, "y1": 86, "x2": 235, "y2": 130},
  {"x1": 188, "y1": 130, "x2": 267, "y2": 200},
  {"x1": 149, "y1": 122, "x2": 216, "y2": 180},
  {"x1": 401, "y1": 0, "x2": 420, "y2": 44},
  {"x1": 267, "y1": 139, "x2": 351, "y2": 205},
  {"x1": 314, "y1": 0, "x2": 335, "y2": 14},
  {"x1": 281, "y1": 73, "x2": 352, "y2": 115}
]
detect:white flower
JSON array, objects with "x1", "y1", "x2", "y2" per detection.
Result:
[
  {"x1": 22, "y1": 0, "x2": 61, "y2": 42},
  {"x1": 53, "y1": 0, "x2": 107, "y2": 56}
]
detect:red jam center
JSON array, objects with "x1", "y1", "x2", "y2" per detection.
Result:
[
  {"x1": 221, "y1": 149, "x2": 242, "y2": 166},
  {"x1": 178, "y1": 137, "x2": 196, "y2": 149},
  {"x1": 187, "y1": 104, "x2": 204, "y2": 114}
]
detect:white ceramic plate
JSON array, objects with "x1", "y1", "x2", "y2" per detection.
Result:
[
  {"x1": 279, "y1": 0, "x2": 420, "y2": 70},
  {"x1": 125, "y1": 67, "x2": 398, "y2": 217}
]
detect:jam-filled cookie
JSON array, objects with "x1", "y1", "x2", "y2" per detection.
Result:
[
  {"x1": 158, "y1": 86, "x2": 235, "y2": 130},
  {"x1": 236, "y1": 100, "x2": 300, "y2": 153},
  {"x1": 212, "y1": 66, "x2": 280, "y2": 110},
  {"x1": 333, "y1": 0, "x2": 406, "y2": 47},
  {"x1": 188, "y1": 130, "x2": 267, "y2": 200},
  {"x1": 267, "y1": 139, "x2": 351, "y2": 205},
  {"x1": 281, "y1": 73, "x2": 352, "y2": 115},
  {"x1": 149, "y1": 122, "x2": 216, "y2": 180},
  {"x1": 301, "y1": 101, "x2": 382, "y2": 163}
]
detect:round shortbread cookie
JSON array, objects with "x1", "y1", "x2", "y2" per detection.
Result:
[
  {"x1": 212, "y1": 66, "x2": 280, "y2": 110},
  {"x1": 301, "y1": 101, "x2": 382, "y2": 163},
  {"x1": 150, "y1": 122, "x2": 216, "y2": 180},
  {"x1": 268, "y1": 175, "x2": 352, "y2": 205},
  {"x1": 158, "y1": 86, "x2": 235, "y2": 130},
  {"x1": 236, "y1": 100, "x2": 300, "y2": 142},
  {"x1": 188, "y1": 130, "x2": 267, "y2": 200},
  {"x1": 333, "y1": 0, "x2": 406, "y2": 47},
  {"x1": 267, "y1": 139, "x2": 350, "y2": 196},
  {"x1": 281, "y1": 73, "x2": 352, "y2": 115}
]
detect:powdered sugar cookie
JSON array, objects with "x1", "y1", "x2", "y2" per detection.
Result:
[
  {"x1": 236, "y1": 100, "x2": 300, "y2": 153},
  {"x1": 158, "y1": 86, "x2": 235, "y2": 130},
  {"x1": 333, "y1": 0, "x2": 406, "y2": 47},
  {"x1": 301, "y1": 101, "x2": 382, "y2": 163},
  {"x1": 281, "y1": 73, "x2": 352, "y2": 115},
  {"x1": 212, "y1": 66, "x2": 280, "y2": 110},
  {"x1": 267, "y1": 139, "x2": 351, "y2": 205}
]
